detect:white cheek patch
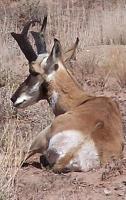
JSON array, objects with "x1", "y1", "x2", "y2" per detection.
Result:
[
  {"x1": 69, "y1": 139, "x2": 100, "y2": 172},
  {"x1": 14, "y1": 93, "x2": 32, "y2": 105},
  {"x1": 30, "y1": 82, "x2": 40, "y2": 93}
]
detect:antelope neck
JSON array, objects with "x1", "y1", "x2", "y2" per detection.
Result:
[{"x1": 46, "y1": 67, "x2": 91, "y2": 115}]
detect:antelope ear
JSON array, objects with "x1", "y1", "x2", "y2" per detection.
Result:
[
  {"x1": 63, "y1": 37, "x2": 79, "y2": 62},
  {"x1": 43, "y1": 39, "x2": 62, "y2": 74},
  {"x1": 50, "y1": 38, "x2": 62, "y2": 60}
]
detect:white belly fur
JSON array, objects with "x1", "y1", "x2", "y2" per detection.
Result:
[{"x1": 47, "y1": 130, "x2": 100, "y2": 172}]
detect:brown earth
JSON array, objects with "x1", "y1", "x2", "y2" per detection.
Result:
[{"x1": 16, "y1": 159, "x2": 126, "y2": 200}]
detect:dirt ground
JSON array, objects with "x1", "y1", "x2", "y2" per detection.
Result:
[{"x1": 15, "y1": 160, "x2": 126, "y2": 200}]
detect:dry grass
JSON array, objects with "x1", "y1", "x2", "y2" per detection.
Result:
[
  {"x1": 0, "y1": 0, "x2": 126, "y2": 199},
  {"x1": 0, "y1": 84, "x2": 26, "y2": 198},
  {"x1": 109, "y1": 47, "x2": 126, "y2": 88}
]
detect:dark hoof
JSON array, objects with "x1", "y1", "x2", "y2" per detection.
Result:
[{"x1": 40, "y1": 155, "x2": 50, "y2": 167}]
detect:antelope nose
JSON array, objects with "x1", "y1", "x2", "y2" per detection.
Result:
[
  {"x1": 11, "y1": 96, "x2": 22, "y2": 107},
  {"x1": 11, "y1": 95, "x2": 20, "y2": 107},
  {"x1": 11, "y1": 95, "x2": 16, "y2": 104}
]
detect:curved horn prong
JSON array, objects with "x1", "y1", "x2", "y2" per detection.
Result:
[
  {"x1": 21, "y1": 20, "x2": 40, "y2": 36},
  {"x1": 40, "y1": 15, "x2": 47, "y2": 34},
  {"x1": 31, "y1": 16, "x2": 47, "y2": 54},
  {"x1": 11, "y1": 20, "x2": 40, "y2": 62},
  {"x1": 11, "y1": 32, "x2": 37, "y2": 62},
  {"x1": 63, "y1": 37, "x2": 79, "y2": 62},
  {"x1": 31, "y1": 31, "x2": 47, "y2": 54}
]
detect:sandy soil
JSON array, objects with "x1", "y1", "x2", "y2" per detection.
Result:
[{"x1": 15, "y1": 159, "x2": 126, "y2": 200}]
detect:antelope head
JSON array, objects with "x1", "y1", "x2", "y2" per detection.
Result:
[
  {"x1": 11, "y1": 17, "x2": 79, "y2": 110},
  {"x1": 28, "y1": 38, "x2": 86, "y2": 116},
  {"x1": 11, "y1": 16, "x2": 49, "y2": 108}
]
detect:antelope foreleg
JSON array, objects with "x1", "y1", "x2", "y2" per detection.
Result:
[{"x1": 23, "y1": 125, "x2": 51, "y2": 163}]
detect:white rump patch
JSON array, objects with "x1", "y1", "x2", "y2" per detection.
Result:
[
  {"x1": 14, "y1": 93, "x2": 31, "y2": 105},
  {"x1": 47, "y1": 130, "x2": 100, "y2": 172},
  {"x1": 49, "y1": 130, "x2": 83, "y2": 156},
  {"x1": 68, "y1": 139, "x2": 100, "y2": 172}
]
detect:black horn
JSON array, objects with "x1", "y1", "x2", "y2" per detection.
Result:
[
  {"x1": 11, "y1": 20, "x2": 39, "y2": 62},
  {"x1": 31, "y1": 16, "x2": 47, "y2": 54}
]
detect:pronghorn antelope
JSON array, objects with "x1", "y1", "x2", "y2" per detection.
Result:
[{"x1": 11, "y1": 18, "x2": 124, "y2": 173}]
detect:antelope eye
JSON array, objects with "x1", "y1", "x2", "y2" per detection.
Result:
[{"x1": 54, "y1": 64, "x2": 59, "y2": 71}]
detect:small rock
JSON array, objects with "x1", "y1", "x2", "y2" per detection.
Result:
[
  {"x1": 114, "y1": 183, "x2": 123, "y2": 190},
  {"x1": 117, "y1": 191, "x2": 124, "y2": 196},
  {"x1": 104, "y1": 188, "x2": 112, "y2": 196},
  {"x1": 122, "y1": 181, "x2": 126, "y2": 186}
]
